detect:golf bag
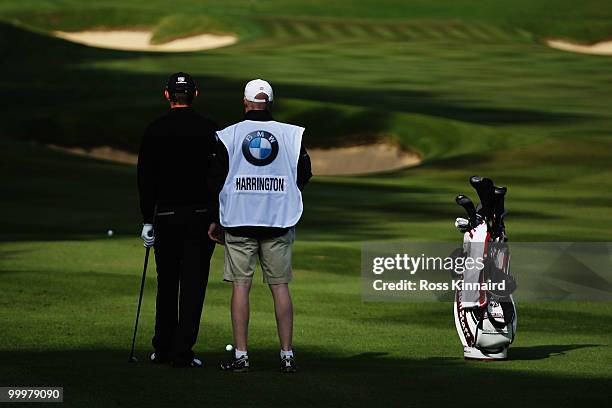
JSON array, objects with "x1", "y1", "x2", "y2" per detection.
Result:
[{"x1": 453, "y1": 176, "x2": 517, "y2": 360}]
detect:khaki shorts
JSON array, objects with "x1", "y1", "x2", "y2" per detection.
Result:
[{"x1": 223, "y1": 228, "x2": 295, "y2": 284}]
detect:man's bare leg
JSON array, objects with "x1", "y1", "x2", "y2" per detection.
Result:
[
  {"x1": 269, "y1": 283, "x2": 293, "y2": 351},
  {"x1": 231, "y1": 282, "x2": 252, "y2": 352}
]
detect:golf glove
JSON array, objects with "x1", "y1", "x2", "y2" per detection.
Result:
[{"x1": 141, "y1": 224, "x2": 155, "y2": 247}]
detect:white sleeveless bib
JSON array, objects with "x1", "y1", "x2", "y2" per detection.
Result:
[{"x1": 217, "y1": 120, "x2": 304, "y2": 228}]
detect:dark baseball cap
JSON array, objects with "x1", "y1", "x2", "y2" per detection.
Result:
[{"x1": 166, "y1": 72, "x2": 197, "y2": 93}]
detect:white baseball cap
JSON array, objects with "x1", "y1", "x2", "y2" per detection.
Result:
[{"x1": 244, "y1": 79, "x2": 273, "y2": 103}]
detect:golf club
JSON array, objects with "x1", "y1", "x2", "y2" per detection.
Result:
[
  {"x1": 492, "y1": 186, "x2": 507, "y2": 240},
  {"x1": 455, "y1": 194, "x2": 478, "y2": 228},
  {"x1": 128, "y1": 246, "x2": 151, "y2": 363},
  {"x1": 469, "y1": 176, "x2": 495, "y2": 222}
]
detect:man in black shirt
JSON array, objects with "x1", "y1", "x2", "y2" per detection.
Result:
[{"x1": 137, "y1": 72, "x2": 218, "y2": 367}]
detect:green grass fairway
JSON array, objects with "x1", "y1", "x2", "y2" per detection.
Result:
[
  {"x1": 1, "y1": 1, "x2": 612, "y2": 406},
  {"x1": 1, "y1": 138, "x2": 611, "y2": 406}
]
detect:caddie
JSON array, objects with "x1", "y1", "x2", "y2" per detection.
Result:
[{"x1": 208, "y1": 79, "x2": 312, "y2": 373}]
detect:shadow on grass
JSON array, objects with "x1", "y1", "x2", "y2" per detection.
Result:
[
  {"x1": 0, "y1": 137, "x2": 567, "y2": 243},
  {"x1": 279, "y1": 82, "x2": 592, "y2": 127},
  {"x1": 509, "y1": 344, "x2": 602, "y2": 360},
  {"x1": 0, "y1": 347, "x2": 609, "y2": 407}
]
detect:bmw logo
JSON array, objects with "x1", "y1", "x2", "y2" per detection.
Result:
[{"x1": 242, "y1": 130, "x2": 279, "y2": 166}]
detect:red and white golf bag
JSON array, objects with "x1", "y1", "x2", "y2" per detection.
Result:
[{"x1": 453, "y1": 176, "x2": 517, "y2": 360}]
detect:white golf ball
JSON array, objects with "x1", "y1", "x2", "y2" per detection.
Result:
[
  {"x1": 107, "y1": 229, "x2": 114, "y2": 237},
  {"x1": 225, "y1": 344, "x2": 233, "y2": 352}
]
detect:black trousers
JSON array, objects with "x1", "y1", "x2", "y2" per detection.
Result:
[{"x1": 151, "y1": 211, "x2": 215, "y2": 364}]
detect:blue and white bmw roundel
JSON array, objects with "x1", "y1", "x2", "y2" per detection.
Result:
[
  {"x1": 242, "y1": 130, "x2": 279, "y2": 166},
  {"x1": 249, "y1": 136, "x2": 273, "y2": 159}
]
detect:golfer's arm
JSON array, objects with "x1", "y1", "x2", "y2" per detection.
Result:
[
  {"x1": 137, "y1": 127, "x2": 157, "y2": 224},
  {"x1": 208, "y1": 139, "x2": 229, "y2": 222},
  {"x1": 297, "y1": 143, "x2": 312, "y2": 191}
]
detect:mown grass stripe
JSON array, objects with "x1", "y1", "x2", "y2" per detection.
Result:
[
  {"x1": 441, "y1": 23, "x2": 473, "y2": 40},
  {"x1": 411, "y1": 24, "x2": 446, "y2": 40},
  {"x1": 461, "y1": 24, "x2": 493, "y2": 41},
  {"x1": 267, "y1": 20, "x2": 293, "y2": 39},
  {"x1": 291, "y1": 21, "x2": 319, "y2": 38},
  {"x1": 330, "y1": 22, "x2": 358, "y2": 37},
  {"x1": 344, "y1": 23, "x2": 370, "y2": 38},
  {"x1": 395, "y1": 25, "x2": 421, "y2": 40},
  {"x1": 473, "y1": 22, "x2": 516, "y2": 42},
  {"x1": 370, "y1": 24, "x2": 396, "y2": 39},
  {"x1": 319, "y1": 22, "x2": 345, "y2": 38},
  {"x1": 382, "y1": 24, "x2": 409, "y2": 39}
]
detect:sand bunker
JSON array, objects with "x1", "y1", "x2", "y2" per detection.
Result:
[
  {"x1": 53, "y1": 30, "x2": 237, "y2": 52},
  {"x1": 547, "y1": 39, "x2": 612, "y2": 56},
  {"x1": 48, "y1": 145, "x2": 139, "y2": 165},
  {"x1": 49, "y1": 142, "x2": 421, "y2": 176},
  {"x1": 309, "y1": 144, "x2": 420, "y2": 176}
]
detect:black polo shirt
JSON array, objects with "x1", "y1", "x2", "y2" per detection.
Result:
[{"x1": 137, "y1": 107, "x2": 219, "y2": 224}]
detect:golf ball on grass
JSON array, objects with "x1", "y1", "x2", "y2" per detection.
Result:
[
  {"x1": 107, "y1": 229, "x2": 114, "y2": 237},
  {"x1": 225, "y1": 344, "x2": 233, "y2": 352}
]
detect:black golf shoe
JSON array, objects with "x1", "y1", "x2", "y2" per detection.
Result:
[
  {"x1": 149, "y1": 352, "x2": 171, "y2": 364},
  {"x1": 172, "y1": 357, "x2": 203, "y2": 368},
  {"x1": 280, "y1": 355, "x2": 297, "y2": 373},
  {"x1": 220, "y1": 355, "x2": 249, "y2": 372}
]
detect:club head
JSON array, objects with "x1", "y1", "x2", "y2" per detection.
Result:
[
  {"x1": 493, "y1": 186, "x2": 507, "y2": 213},
  {"x1": 469, "y1": 176, "x2": 495, "y2": 220},
  {"x1": 469, "y1": 175, "x2": 493, "y2": 189},
  {"x1": 455, "y1": 194, "x2": 474, "y2": 208},
  {"x1": 128, "y1": 355, "x2": 138, "y2": 364},
  {"x1": 455, "y1": 217, "x2": 470, "y2": 233},
  {"x1": 455, "y1": 194, "x2": 477, "y2": 227}
]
